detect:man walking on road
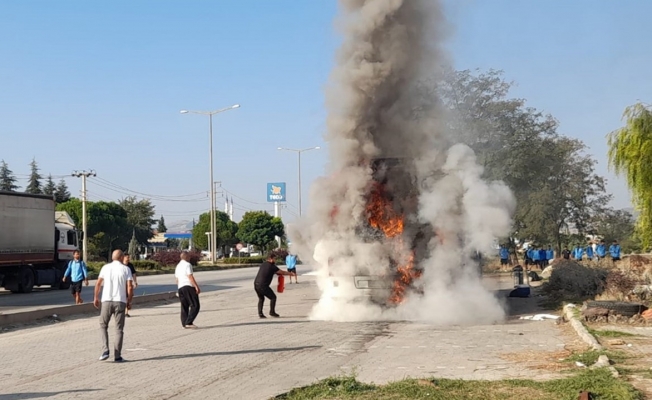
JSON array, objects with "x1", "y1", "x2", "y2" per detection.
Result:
[
  {"x1": 94, "y1": 249, "x2": 134, "y2": 362},
  {"x1": 175, "y1": 251, "x2": 201, "y2": 329},
  {"x1": 285, "y1": 253, "x2": 298, "y2": 284},
  {"x1": 254, "y1": 252, "x2": 294, "y2": 318},
  {"x1": 62, "y1": 250, "x2": 89, "y2": 304},
  {"x1": 122, "y1": 253, "x2": 138, "y2": 317}
]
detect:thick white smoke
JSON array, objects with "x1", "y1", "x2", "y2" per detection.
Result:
[{"x1": 288, "y1": 0, "x2": 516, "y2": 324}]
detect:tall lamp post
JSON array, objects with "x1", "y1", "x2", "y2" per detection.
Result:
[
  {"x1": 181, "y1": 104, "x2": 240, "y2": 263},
  {"x1": 277, "y1": 146, "x2": 320, "y2": 216}
]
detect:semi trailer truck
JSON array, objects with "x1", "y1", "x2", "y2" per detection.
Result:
[{"x1": 0, "y1": 191, "x2": 79, "y2": 293}]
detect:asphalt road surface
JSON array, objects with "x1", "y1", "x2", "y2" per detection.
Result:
[{"x1": 0, "y1": 265, "x2": 314, "y2": 313}]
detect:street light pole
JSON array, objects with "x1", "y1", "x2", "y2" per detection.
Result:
[
  {"x1": 181, "y1": 104, "x2": 240, "y2": 263},
  {"x1": 277, "y1": 146, "x2": 320, "y2": 217},
  {"x1": 71, "y1": 170, "x2": 96, "y2": 263}
]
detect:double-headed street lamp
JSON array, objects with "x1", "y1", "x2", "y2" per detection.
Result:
[
  {"x1": 277, "y1": 146, "x2": 320, "y2": 217},
  {"x1": 181, "y1": 104, "x2": 240, "y2": 263}
]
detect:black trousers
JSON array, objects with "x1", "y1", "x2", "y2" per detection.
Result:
[
  {"x1": 178, "y1": 286, "x2": 200, "y2": 326},
  {"x1": 255, "y1": 284, "x2": 276, "y2": 315}
]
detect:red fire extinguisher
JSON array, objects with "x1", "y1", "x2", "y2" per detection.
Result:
[{"x1": 277, "y1": 274, "x2": 285, "y2": 293}]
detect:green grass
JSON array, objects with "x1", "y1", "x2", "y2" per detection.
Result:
[
  {"x1": 565, "y1": 349, "x2": 629, "y2": 366},
  {"x1": 587, "y1": 328, "x2": 638, "y2": 338},
  {"x1": 274, "y1": 369, "x2": 641, "y2": 400}
]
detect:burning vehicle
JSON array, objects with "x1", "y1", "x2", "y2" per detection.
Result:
[{"x1": 316, "y1": 157, "x2": 436, "y2": 306}]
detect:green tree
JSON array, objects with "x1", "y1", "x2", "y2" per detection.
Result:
[
  {"x1": 54, "y1": 179, "x2": 71, "y2": 203},
  {"x1": 0, "y1": 160, "x2": 19, "y2": 191},
  {"x1": 592, "y1": 208, "x2": 639, "y2": 253},
  {"x1": 192, "y1": 211, "x2": 238, "y2": 251},
  {"x1": 25, "y1": 158, "x2": 42, "y2": 194},
  {"x1": 119, "y1": 196, "x2": 156, "y2": 245},
  {"x1": 57, "y1": 199, "x2": 131, "y2": 260},
  {"x1": 157, "y1": 215, "x2": 167, "y2": 233},
  {"x1": 236, "y1": 211, "x2": 284, "y2": 251},
  {"x1": 436, "y1": 69, "x2": 611, "y2": 253},
  {"x1": 607, "y1": 102, "x2": 652, "y2": 249},
  {"x1": 43, "y1": 175, "x2": 56, "y2": 197},
  {"x1": 128, "y1": 230, "x2": 140, "y2": 259}
]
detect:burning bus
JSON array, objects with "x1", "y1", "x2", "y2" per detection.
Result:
[{"x1": 314, "y1": 157, "x2": 436, "y2": 307}]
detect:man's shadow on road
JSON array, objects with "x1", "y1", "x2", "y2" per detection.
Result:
[
  {"x1": 201, "y1": 320, "x2": 308, "y2": 329},
  {"x1": 0, "y1": 389, "x2": 102, "y2": 399},
  {"x1": 133, "y1": 345, "x2": 322, "y2": 362}
]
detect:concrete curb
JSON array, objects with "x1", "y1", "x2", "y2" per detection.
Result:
[
  {"x1": 0, "y1": 291, "x2": 178, "y2": 327},
  {"x1": 563, "y1": 304, "x2": 619, "y2": 377}
]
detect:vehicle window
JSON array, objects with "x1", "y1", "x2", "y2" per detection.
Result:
[{"x1": 67, "y1": 230, "x2": 76, "y2": 246}]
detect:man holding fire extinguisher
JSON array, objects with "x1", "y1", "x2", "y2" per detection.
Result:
[{"x1": 254, "y1": 252, "x2": 295, "y2": 318}]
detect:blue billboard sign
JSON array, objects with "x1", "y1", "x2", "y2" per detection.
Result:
[{"x1": 267, "y1": 182, "x2": 286, "y2": 202}]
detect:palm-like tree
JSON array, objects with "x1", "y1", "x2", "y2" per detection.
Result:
[{"x1": 608, "y1": 102, "x2": 652, "y2": 248}]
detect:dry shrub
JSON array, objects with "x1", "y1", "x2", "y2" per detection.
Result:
[
  {"x1": 543, "y1": 260, "x2": 608, "y2": 302},
  {"x1": 602, "y1": 270, "x2": 638, "y2": 301}
]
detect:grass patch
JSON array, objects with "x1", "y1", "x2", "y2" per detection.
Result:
[
  {"x1": 587, "y1": 328, "x2": 638, "y2": 338},
  {"x1": 275, "y1": 369, "x2": 641, "y2": 400},
  {"x1": 565, "y1": 349, "x2": 629, "y2": 366}
]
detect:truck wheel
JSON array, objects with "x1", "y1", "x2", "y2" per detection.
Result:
[{"x1": 18, "y1": 268, "x2": 35, "y2": 293}]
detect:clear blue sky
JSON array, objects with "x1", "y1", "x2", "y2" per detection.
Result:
[{"x1": 1, "y1": 0, "x2": 649, "y2": 228}]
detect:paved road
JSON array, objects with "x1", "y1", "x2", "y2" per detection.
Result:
[
  {"x1": 0, "y1": 274, "x2": 573, "y2": 400},
  {"x1": 0, "y1": 265, "x2": 314, "y2": 313}
]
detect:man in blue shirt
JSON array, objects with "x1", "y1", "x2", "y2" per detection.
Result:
[
  {"x1": 531, "y1": 246, "x2": 540, "y2": 269},
  {"x1": 545, "y1": 246, "x2": 554, "y2": 265},
  {"x1": 538, "y1": 248, "x2": 547, "y2": 270},
  {"x1": 499, "y1": 245, "x2": 510, "y2": 266},
  {"x1": 609, "y1": 240, "x2": 622, "y2": 262},
  {"x1": 285, "y1": 253, "x2": 298, "y2": 284},
  {"x1": 62, "y1": 250, "x2": 89, "y2": 304},
  {"x1": 596, "y1": 240, "x2": 607, "y2": 260},
  {"x1": 573, "y1": 246, "x2": 584, "y2": 261},
  {"x1": 585, "y1": 243, "x2": 594, "y2": 261}
]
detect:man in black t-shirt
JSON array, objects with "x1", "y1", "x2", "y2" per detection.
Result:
[
  {"x1": 123, "y1": 253, "x2": 138, "y2": 317},
  {"x1": 561, "y1": 247, "x2": 571, "y2": 260},
  {"x1": 254, "y1": 253, "x2": 294, "y2": 318}
]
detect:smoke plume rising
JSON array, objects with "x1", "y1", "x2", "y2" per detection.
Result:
[{"x1": 288, "y1": 0, "x2": 516, "y2": 324}]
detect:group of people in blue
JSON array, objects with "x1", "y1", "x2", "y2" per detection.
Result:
[
  {"x1": 563, "y1": 239, "x2": 621, "y2": 262},
  {"x1": 499, "y1": 239, "x2": 622, "y2": 269}
]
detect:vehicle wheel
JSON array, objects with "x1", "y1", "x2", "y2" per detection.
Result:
[
  {"x1": 5, "y1": 277, "x2": 20, "y2": 293},
  {"x1": 585, "y1": 300, "x2": 646, "y2": 317},
  {"x1": 18, "y1": 268, "x2": 35, "y2": 293}
]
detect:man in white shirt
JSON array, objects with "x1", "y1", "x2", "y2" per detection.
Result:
[
  {"x1": 175, "y1": 251, "x2": 201, "y2": 329},
  {"x1": 93, "y1": 249, "x2": 134, "y2": 362}
]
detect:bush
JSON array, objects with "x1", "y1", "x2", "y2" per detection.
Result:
[
  {"x1": 152, "y1": 249, "x2": 201, "y2": 266},
  {"x1": 132, "y1": 260, "x2": 161, "y2": 270},
  {"x1": 543, "y1": 260, "x2": 608, "y2": 302},
  {"x1": 86, "y1": 261, "x2": 104, "y2": 273}
]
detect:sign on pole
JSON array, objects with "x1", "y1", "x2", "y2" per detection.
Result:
[{"x1": 267, "y1": 182, "x2": 286, "y2": 202}]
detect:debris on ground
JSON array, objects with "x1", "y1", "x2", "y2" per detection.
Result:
[
  {"x1": 519, "y1": 314, "x2": 560, "y2": 321},
  {"x1": 543, "y1": 260, "x2": 608, "y2": 302}
]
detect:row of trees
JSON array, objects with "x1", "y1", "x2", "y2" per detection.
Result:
[
  {"x1": 431, "y1": 69, "x2": 638, "y2": 252},
  {"x1": 0, "y1": 159, "x2": 71, "y2": 203},
  {"x1": 191, "y1": 210, "x2": 284, "y2": 255}
]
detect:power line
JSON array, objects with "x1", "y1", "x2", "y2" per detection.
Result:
[
  {"x1": 88, "y1": 179, "x2": 208, "y2": 203},
  {"x1": 94, "y1": 176, "x2": 208, "y2": 199}
]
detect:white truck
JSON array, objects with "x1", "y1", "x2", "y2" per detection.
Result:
[{"x1": 0, "y1": 191, "x2": 79, "y2": 293}]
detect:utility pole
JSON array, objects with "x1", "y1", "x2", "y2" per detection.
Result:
[
  {"x1": 71, "y1": 170, "x2": 96, "y2": 262},
  {"x1": 274, "y1": 201, "x2": 281, "y2": 249},
  {"x1": 277, "y1": 146, "x2": 320, "y2": 217}
]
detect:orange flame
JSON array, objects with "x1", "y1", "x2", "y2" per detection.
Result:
[{"x1": 365, "y1": 182, "x2": 419, "y2": 304}]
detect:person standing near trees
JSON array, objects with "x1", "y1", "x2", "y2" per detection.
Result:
[
  {"x1": 285, "y1": 253, "x2": 299, "y2": 283},
  {"x1": 175, "y1": 251, "x2": 201, "y2": 329},
  {"x1": 609, "y1": 240, "x2": 622, "y2": 262},
  {"x1": 122, "y1": 253, "x2": 138, "y2": 317},
  {"x1": 596, "y1": 240, "x2": 607, "y2": 260},
  {"x1": 585, "y1": 243, "x2": 594, "y2": 262},
  {"x1": 561, "y1": 246, "x2": 571, "y2": 260},
  {"x1": 254, "y1": 252, "x2": 295, "y2": 318}
]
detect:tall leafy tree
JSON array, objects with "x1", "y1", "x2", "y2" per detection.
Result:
[
  {"x1": 192, "y1": 211, "x2": 238, "y2": 251},
  {"x1": 119, "y1": 196, "x2": 156, "y2": 245},
  {"x1": 236, "y1": 211, "x2": 284, "y2": 251},
  {"x1": 25, "y1": 158, "x2": 42, "y2": 194},
  {"x1": 608, "y1": 102, "x2": 652, "y2": 249},
  {"x1": 0, "y1": 160, "x2": 19, "y2": 191},
  {"x1": 128, "y1": 230, "x2": 140, "y2": 259},
  {"x1": 157, "y1": 215, "x2": 168, "y2": 233},
  {"x1": 43, "y1": 175, "x2": 56, "y2": 197},
  {"x1": 54, "y1": 179, "x2": 71, "y2": 203}
]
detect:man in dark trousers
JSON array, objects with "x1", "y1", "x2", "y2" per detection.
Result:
[
  {"x1": 254, "y1": 253, "x2": 295, "y2": 318},
  {"x1": 122, "y1": 253, "x2": 138, "y2": 317},
  {"x1": 175, "y1": 251, "x2": 201, "y2": 329}
]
